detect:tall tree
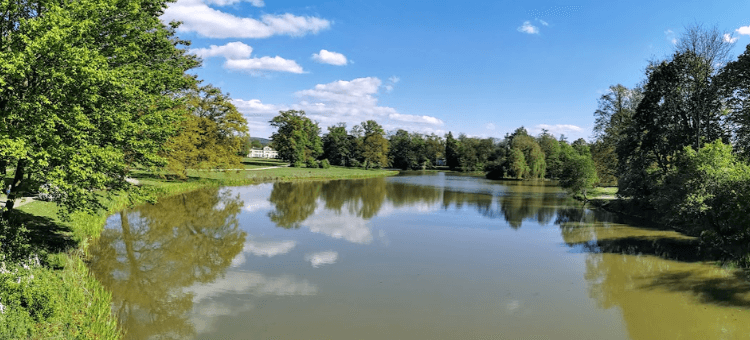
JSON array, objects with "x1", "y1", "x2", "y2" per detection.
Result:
[
  {"x1": 358, "y1": 120, "x2": 389, "y2": 169},
  {"x1": 719, "y1": 43, "x2": 750, "y2": 157},
  {"x1": 164, "y1": 84, "x2": 248, "y2": 178},
  {"x1": 389, "y1": 129, "x2": 416, "y2": 170},
  {"x1": 269, "y1": 110, "x2": 322, "y2": 166},
  {"x1": 322, "y1": 123, "x2": 351, "y2": 166},
  {"x1": 445, "y1": 132, "x2": 460, "y2": 170},
  {"x1": 0, "y1": 0, "x2": 200, "y2": 218}
]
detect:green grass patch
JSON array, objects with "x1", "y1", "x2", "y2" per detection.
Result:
[{"x1": 588, "y1": 186, "x2": 618, "y2": 199}]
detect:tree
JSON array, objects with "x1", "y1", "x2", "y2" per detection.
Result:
[
  {"x1": 445, "y1": 132, "x2": 460, "y2": 170},
  {"x1": 358, "y1": 120, "x2": 389, "y2": 169},
  {"x1": 269, "y1": 110, "x2": 322, "y2": 166},
  {"x1": 719, "y1": 43, "x2": 750, "y2": 157},
  {"x1": 537, "y1": 130, "x2": 562, "y2": 178},
  {"x1": 389, "y1": 129, "x2": 416, "y2": 170},
  {"x1": 507, "y1": 148, "x2": 529, "y2": 179},
  {"x1": 322, "y1": 123, "x2": 351, "y2": 166},
  {"x1": 510, "y1": 129, "x2": 546, "y2": 179},
  {"x1": 163, "y1": 84, "x2": 248, "y2": 178},
  {"x1": 559, "y1": 143, "x2": 598, "y2": 200},
  {"x1": 0, "y1": 0, "x2": 200, "y2": 219}
]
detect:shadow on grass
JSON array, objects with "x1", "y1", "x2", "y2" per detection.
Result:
[
  {"x1": 241, "y1": 159, "x2": 288, "y2": 167},
  {"x1": 641, "y1": 270, "x2": 750, "y2": 309},
  {"x1": 6, "y1": 210, "x2": 77, "y2": 254}
]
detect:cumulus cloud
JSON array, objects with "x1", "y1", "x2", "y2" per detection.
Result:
[
  {"x1": 190, "y1": 41, "x2": 304, "y2": 75},
  {"x1": 225, "y1": 56, "x2": 305, "y2": 74},
  {"x1": 723, "y1": 33, "x2": 738, "y2": 43},
  {"x1": 230, "y1": 239, "x2": 297, "y2": 267},
  {"x1": 191, "y1": 41, "x2": 253, "y2": 60},
  {"x1": 312, "y1": 49, "x2": 348, "y2": 65},
  {"x1": 162, "y1": 0, "x2": 330, "y2": 39},
  {"x1": 517, "y1": 21, "x2": 539, "y2": 34},
  {"x1": 234, "y1": 77, "x2": 444, "y2": 138},
  {"x1": 205, "y1": 0, "x2": 264, "y2": 6},
  {"x1": 484, "y1": 123, "x2": 496, "y2": 130},
  {"x1": 305, "y1": 251, "x2": 338, "y2": 268},
  {"x1": 737, "y1": 25, "x2": 750, "y2": 36}
]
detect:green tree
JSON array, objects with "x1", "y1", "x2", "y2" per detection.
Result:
[
  {"x1": 269, "y1": 110, "x2": 323, "y2": 166},
  {"x1": 164, "y1": 84, "x2": 248, "y2": 178},
  {"x1": 510, "y1": 128, "x2": 546, "y2": 179},
  {"x1": 389, "y1": 129, "x2": 416, "y2": 170},
  {"x1": 719, "y1": 43, "x2": 750, "y2": 157},
  {"x1": 445, "y1": 132, "x2": 460, "y2": 170},
  {"x1": 507, "y1": 148, "x2": 529, "y2": 179},
  {"x1": 559, "y1": 143, "x2": 598, "y2": 200},
  {"x1": 0, "y1": 0, "x2": 200, "y2": 218},
  {"x1": 322, "y1": 123, "x2": 351, "y2": 166},
  {"x1": 358, "y1": 120, "x2": 389, "y2": 169},
  {"x1": 537, "y1": 130, "x2": 562, "y2": 178}
]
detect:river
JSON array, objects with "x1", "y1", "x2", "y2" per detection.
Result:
[{"x1": 88, "y1": 172, "x2": 750, "y2": 339}]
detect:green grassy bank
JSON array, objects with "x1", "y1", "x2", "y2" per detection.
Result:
[{"x1": 1, "y1": 164, "x2": 397, "y2": 339}]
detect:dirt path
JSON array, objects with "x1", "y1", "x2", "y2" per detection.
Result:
[{"x1": 0, "y1": 196, "x2": 34, "y2": 208}]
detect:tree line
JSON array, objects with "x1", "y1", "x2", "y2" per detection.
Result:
[
  {"x1": 590, "y1": 24, "x2": 750, "y2": 264},
  {"x1": 270, "y1": 111, "x2": 598, "y2": 196}
]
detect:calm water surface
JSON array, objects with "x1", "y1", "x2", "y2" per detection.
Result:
[{"x1": 88, "y1": 173, "x2": 750, "y2": 339}]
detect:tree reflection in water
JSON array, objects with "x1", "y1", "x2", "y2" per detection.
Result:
[
  {"x1": 267, "y1": 176, "x2": 569, "y2": 230},
  {"x1": 89, "y1": 188, "x2": 246, "y2": 339}
]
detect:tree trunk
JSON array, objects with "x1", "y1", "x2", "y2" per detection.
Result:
[
  {"x1": 0, "y1": 159, "x2": 6, "y2": 176},
  {"x1": 2, "y1": 159, "x2": 26, "y2": 219}
]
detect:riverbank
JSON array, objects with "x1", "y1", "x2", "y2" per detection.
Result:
[{"x1": 1, "y1": 165, "x2": 397, "y2": 339}]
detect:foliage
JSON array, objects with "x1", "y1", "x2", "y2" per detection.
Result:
[
  {"x1": 506, "y1": 148, "x2": 528, "y2": 179},
  {"x1": 322, "y1": 123, "x2": 351, "y2": 166},
  {"x1": 719, "y1": 43, "x2": 750, "y2": 157},
  {"x1": 270, "y1": 110, "x2": 323, "y2": 166},
  {"x1": 537, "y1": 130, "x2": 562, "y2": 178},
  {"x1": 164, "y1": 84, "x2": 249, "y2": 178},
  {"x1": 320, "y1": 159, "x2": 331, "y2": 169},
  {"x1": 358, "y1": 121, "x2": 389, "y2": 169},
  {"x1": 445, "y1": 132, "x2": 460, "y2": 170},
  {"x1": 0, "y1": 0, "x2": 200, "y2": 219},
  {"x1": 559, "y1": 142, "x2": 598, "y2": 199},
  {"x1": 653, "y1": 141, "x2": 750, "y2": 261}
]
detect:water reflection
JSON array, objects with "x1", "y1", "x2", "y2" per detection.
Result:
[
  {"x1": 267, "y1": 175, "x2": 570, "y2": 231},
  {"x1": 89, "y1": 188, "x2": 246, "y2": 340}
]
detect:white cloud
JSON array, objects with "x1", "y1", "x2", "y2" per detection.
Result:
[
  {"x1": 532, "y1": 124, "x2": 584, "y2": 138},
  {"x1": 389, "y1": 76, "x2": 400, "y2": 84},
  {"x1": 737, "y1": 26, "x2": 750, "y2": 36},
  {"x1": 388, "y1": 113, "x2": 444, "y2": 125},
  {"x1": 186, "y1": 270, "x2": 316, "y2": 334},
  {"x1": 230, "y1": 239, "x2": 297, "y2": 267},
  {"x1": 303, "y1": 209, "x2": 373, "y2": 244},
  {"x1": 191, "y1": 41, "x2": 253, "y2": 60},
  {"x1": 234, "y1": 77, "x2": 444, "y2": 138},
  {"x1": 204, "y1": 0, "x2": 264, "y2": 6},
  {"x1": 723, "y1": 33, "x2": 738, "y2": 43},
  {"x1": 484, "y1": 123, "x2": 496, "y2": 130},
  {"x1": 162, "y1": 0, "x2": 330, "y2": 39},
  {"x1": 243, "y1": 199, "x2": 273, "y2": 212},
  {"x1": 517, "y1": 21, "x2": 539, "y2": 34},
  {"x1": 312, "y1": 49, "x2": 348, "y2": 65},
  {"x1": 539, "y1": 19, "x2": 549, "y2": 26},
  {"x1": 665, "y1": 29, "x2": 677, "y2": 45},
  {"x1": 305, "y1": 251, "x2": 338, "y2": 268},
  {"x1": 225, "y1": 56, "x2": 305, "y2": 74}
]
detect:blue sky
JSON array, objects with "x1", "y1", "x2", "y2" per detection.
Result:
[{"x1": 162, "y1": 0, "x2": 750, "y2": 140}]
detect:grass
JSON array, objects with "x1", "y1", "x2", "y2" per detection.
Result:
[
  {"x1": 2, "y1": 163, "x2": 397, "y2": 339},
  {"x1": 588, "y1": 186, "x2": 618, "y2": 199}
]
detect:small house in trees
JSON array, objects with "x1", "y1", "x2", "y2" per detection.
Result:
[{"x1": 249, "y1": 146, "x2": 278, "y2": 158}]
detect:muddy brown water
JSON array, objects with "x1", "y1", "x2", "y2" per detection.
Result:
[{"x1": 88, "y1": 172, "x2": 750, "y2": 339}]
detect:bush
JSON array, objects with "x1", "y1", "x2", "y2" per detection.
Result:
[
  {"x1": 292, "y1": 161, "x2": 304, "y2": 168},
  {"x1": 349, "y1": 159, "x2": 362, "y2": 168},
  {"x1": 320, "y1": 159, "x2": 331, "y2": 169},
  {"x1": 305, "y1": 158, "x2": 319, "y2": 168}
]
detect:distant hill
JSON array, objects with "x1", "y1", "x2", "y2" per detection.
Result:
[{"x1": 250, "y1": 137, "x2": 271, "y2": 146}]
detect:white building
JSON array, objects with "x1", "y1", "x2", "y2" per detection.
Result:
[{"x1": 249, "y1": 146, "x2": 278, "y2": 159}]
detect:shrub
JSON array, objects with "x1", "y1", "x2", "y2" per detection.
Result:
[
  {"x1": 305, "y1": 158, "x2": 319, "y2": 168},
  {"x1": 320, "y1": 159, "x2": 331, "y2": 169}
]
